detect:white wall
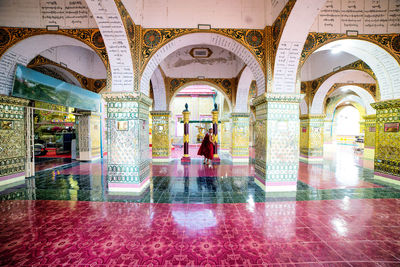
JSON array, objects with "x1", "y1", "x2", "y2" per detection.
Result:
[
  {"x1": 310, "y1": 0, "x2": 400, "y2": 34},
  {"x1": 335, "y1": 106, "x2": 361, "y2": 136},
  {"x1": 301, "y1": 50, "x2": 360, "y2": 81},
  {"x1": 160, "y1": 45, "x2": 245, "y2": 78},
  {"x1": 40, "y1": 46, "x2": 106, "y2": 79},
  {"x1": 0, "y1": 0, "x2": 97, "y2": 28},
  {"x1": 122, "y1": 0, "x2": 272, "y2": 29}
]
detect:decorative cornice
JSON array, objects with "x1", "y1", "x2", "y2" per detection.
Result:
[
  {"x1": 102, "y1": 91, "x2": 152, "y2": 106},
  {"x1": 150, "y1": 111, "x2": 170, "y2": 116},
  {"x1": 231, "y1": 113, "x2": 250, "y2": 118},
  {"x1": 371, "y1": 99, "x2": 400, "y2": 110},
  {"x1": 363, "y1": 114, "x2": 377, "y2": 120},
  {"x1": 0, "y1": 95, "x2": 30, "y2": 106},
  {"x1": 252, "y1": 93, "x2": 303, "y2": 106},
  {"x1": 299, "y1": 114, "x2": 326, "y2": 120}
]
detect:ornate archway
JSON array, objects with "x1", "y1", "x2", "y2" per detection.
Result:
[
  {"x1": 0, "y1": 34, "x2": 107, "y2": 96},
  {"x1": 140, "y1": 32, "x2": 265, "y2": 97}
]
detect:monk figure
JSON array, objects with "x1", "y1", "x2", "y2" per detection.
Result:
[{"x1": 197, "y1": 128, "x2": 215, "y2": 165}]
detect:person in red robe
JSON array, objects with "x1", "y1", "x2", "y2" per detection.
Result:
[{"x1": 198, "y1": 128, "x2": 214, "y2": 164}]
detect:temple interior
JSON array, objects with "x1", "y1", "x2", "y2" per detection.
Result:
[{"x1": 0, "y1": 0, "x2": 400, "y2": 266}]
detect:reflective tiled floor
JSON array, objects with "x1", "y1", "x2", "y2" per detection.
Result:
[{"x1": 1, "y1": 145, "x2": 400, "y2": 266}]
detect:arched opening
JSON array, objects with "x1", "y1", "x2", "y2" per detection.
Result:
[
  {"x1": 315, "y1": 39, "x2": 400, "y2": 100},
  {"x1": 140, "y1": 32, "x2": 265, "y2": 97},
  {"x1": 0, "y1": 34, "x2": 106, "y2": 171},
  {"x1": 155, "y1": 83, "x2": 232, "y2": 159}
]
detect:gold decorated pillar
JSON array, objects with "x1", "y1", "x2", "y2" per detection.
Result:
[
  {"x1": 150, "y1": 111, "x2": 171, "y2": 162},
  {"x1": 253, "y1": 93, "x2": 301, "y2": 192},
  {"x1": 299, "y1": 114, "x2": 325, "y2": 164},
  {"x1": 0, "y1": 95, "x2": 29, "y2": 186},
  {"x1": 363, "y1": 114, "x2": 376, "y2": 161},
  {"x1": 220, "y1": 118, "x2": 231, "y2": 151},
  {"x1": 181, "y1": 104, "x2": 191, "y2": 163},
  {"x1": 77, "y1": 111, "x2": 101, "y2": 161},
  {"x1": 371, "y1": 100, "x2": 400, "y2": 186},
  {"x1": 212, "y1": 104, "x2": 220, "y2": 163},
  {"x1": 231, "y1": 113, "x2": 250, "y2": 163}
]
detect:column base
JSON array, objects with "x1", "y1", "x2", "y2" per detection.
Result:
[
  {"x1": 374, "y1": 172, "x2": 400, "y2": 187},
  {"x1": 78, "y1": 152, "x2": 101, "y2": 161},
  {"x1": 363, "y1": 147, "x2": 375, "y2": 160},
  {"x1": 255, "y1": 174, "x2": 297, "y2": 192},
  {"x1": 108, "y1": 175, "x2": 150, "y2": 193},
  {"x1": 299, "y1": 155, "x2": 323, "y2": 164},
  {"x1": 212, "y1": 155, "x2": 221, "y2": 164},
  {"x1": 0, "y1": 172, "x2": 25, "y2": 187},
  {"x1": 152, "y1": 157, "x2": 172, "y2": 163},
  {"x1": 181, "y1": 156, "x2": 191, "y2": 164},
  {"x1": 231, "y1": 156, "x2": 249, "y2": 163}
]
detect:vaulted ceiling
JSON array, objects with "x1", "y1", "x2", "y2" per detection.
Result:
[{"x1": 159, "y1": 45, "x2": 245, "y2": 79}]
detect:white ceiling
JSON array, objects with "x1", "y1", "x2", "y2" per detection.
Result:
[
  {"x1": 301, "y1": 50, "x2": 360, "y2": 81},
  {"x1": 159, "y1": 44, "x2": 245, "y2": 78}
]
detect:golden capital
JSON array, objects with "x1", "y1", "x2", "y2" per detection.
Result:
[
  {"x1": 212, "y1": 110, "x2": 219, "y2": 123},
  {"x1": 182, "y1": 111, "x2": 190, "y2": 123}
]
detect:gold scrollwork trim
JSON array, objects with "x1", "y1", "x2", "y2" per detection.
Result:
[
  {"x1": 28, "y1": 55, "x2": 106, "y2": 93},
  {"x1": 102, "y1": 92, "x2": 153, "y2": 107},
  {"x1": 141, "y1": 28, "x2": 265, "y2": 74},
  {"x1": 166, "y1": 77, "x2": 236, "y2": 103},
  {"x1": 0, "y1": 27, "x2": 109, "y2": 68},
  {"x1": 300, "y1": 32, "x2": 400, "y2": 68}
]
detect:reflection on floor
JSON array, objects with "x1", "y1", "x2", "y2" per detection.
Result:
[
  {"x1": 34, "y1": 157, "x2": 75, "y2": 172},
  {"x1": 298, "y1": 146, "x2": 379, "y2": 190},
  {"x1": 0, "y1": 145, "x2": 399, "y2": 266}
]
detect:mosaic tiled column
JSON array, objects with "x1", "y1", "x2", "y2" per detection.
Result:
[
  {"x1": 102, "y1": 92, "x2": 152, "y2": 192},
  {"x1": 299, "y1": 115, "x2": 325, "y2": 164},
  {"x1": 212, "y1": 106, "x2": 221, "y2": 163},
  {"x1": 371, "y1": 100, "x2": 400, "y2": 186},
  {"x1": 220, "y1": 119, "x2": 231, "y2": 152},
  {"x1": 253, "y1": 94, "x2": 301, "y2": 192},
  {"x1": 363, "y1": 114, "x2": 376, "y2": 161},
  {"x1": 181, "y1": 107, "x2": 191, "y2": 163},
  {"x1": 150, "y1": 111, "x2": 171, "y2": 162},
  {"x1": 0, "y1": 95, "x2": 29, "y2": 186},
  {"x1": 231, "y1": 113, "x2": 250, "y2": 163},
  {"x1": 77, "y1": 112, "x2": 101, "y2": 161}
]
